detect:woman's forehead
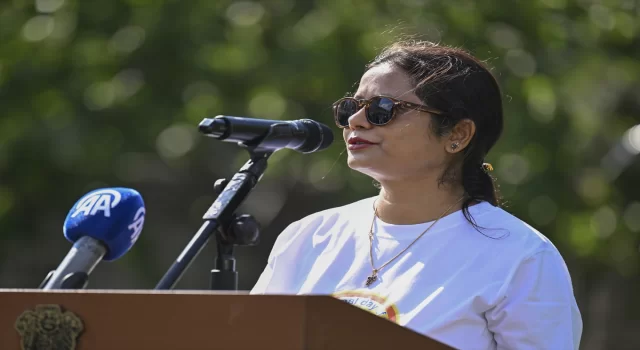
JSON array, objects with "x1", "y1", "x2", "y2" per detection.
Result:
[{"x1": 355, "y1": 64, "x2": 419, "y2": 102}]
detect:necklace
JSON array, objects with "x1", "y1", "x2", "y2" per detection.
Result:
[{"x1": 365, "y1": 196, "x2": 465, "y2": 287}]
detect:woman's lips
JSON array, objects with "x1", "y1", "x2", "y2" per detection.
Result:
[
  {"x1": 347, "y1": 137, "x2": 377, "y2": 151},
  {"x1": 348, "y1": 143, "x2": 375, "y2": 150}
]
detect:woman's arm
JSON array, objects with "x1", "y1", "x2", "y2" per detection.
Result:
[
  {"x1": 486, "y1": 249, "x2": 583, "y2": 349},
  {"x1": 250, "y1": 220, "x2": 304, "y2": 294}
]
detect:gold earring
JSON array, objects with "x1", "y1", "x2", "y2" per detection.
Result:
[{"x1": 482, "y1": 163, "x2": 494, "y2": 173}]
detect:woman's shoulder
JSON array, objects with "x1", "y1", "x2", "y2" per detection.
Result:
[
  {"x1": 268, "y1": 197, "x2": 375, "y2": 256},
  {"x1": 468, "y1": 202, "x2": 562, "y2": 257}
]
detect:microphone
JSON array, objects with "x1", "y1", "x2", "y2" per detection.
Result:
[
  {"x1": 198, "y1": 116, "x2": 334, "y2": 153},
  {"x1": 42, "y1": 188, "x2": 146, "y2": 290}
]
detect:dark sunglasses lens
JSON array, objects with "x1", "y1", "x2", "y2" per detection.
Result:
[
  {"x1": 368, "y1": 97, "x2": 395, "y2": 125},
  {"x1": 336, "y1": 99, "x2": 359, "y2": 127}
]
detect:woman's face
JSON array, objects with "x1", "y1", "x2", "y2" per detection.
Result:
[{"x1": 343, "y1": 63, "x2": 451, "y2": 182}]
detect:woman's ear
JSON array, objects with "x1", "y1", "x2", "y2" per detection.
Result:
[{"x1": 446, "y1": 119, "x2": 476, "y2": 153}]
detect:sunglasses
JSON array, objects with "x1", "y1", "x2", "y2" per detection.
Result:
[{"x1": 332, "y1": 95, "x2": 444, "y2": 128}]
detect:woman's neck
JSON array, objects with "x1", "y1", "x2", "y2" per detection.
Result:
[{"x1": 375, "y1": 177, "x2": 465, "y2": 225}]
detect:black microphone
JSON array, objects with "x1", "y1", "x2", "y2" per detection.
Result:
[{"x1": 198, "y1": 116, "x2": 334, "y2": 153}]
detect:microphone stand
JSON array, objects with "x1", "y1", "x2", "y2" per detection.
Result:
[
  {"x1": 155, "y1": 116, "x2": 325, "y2": 290},
  {"x1": 155, "y1": 150, "x2": 268, "y2": 290},
  {"x1": 209, "y1": 210, "x2": 260, "y2": 290}
]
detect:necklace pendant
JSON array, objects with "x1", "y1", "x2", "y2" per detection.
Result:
[{"x1": 365, "y1": 270, "x2": 378, "y2": 287}]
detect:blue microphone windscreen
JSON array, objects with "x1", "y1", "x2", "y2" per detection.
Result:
[{"x1": 63, "y1": 188, "x2": 146, "y2": 261}]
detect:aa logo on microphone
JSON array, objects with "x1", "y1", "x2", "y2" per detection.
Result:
[
  {"x1": 128, "y1": 207, "x2": 145, "y2": 243},
  {"x1": 71, "y1": 189, "x2": 122, "y2": 218}
]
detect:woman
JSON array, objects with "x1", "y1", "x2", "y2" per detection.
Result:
[{"x1": 251, "y1": 41, "x2": 582, "y2": 349}]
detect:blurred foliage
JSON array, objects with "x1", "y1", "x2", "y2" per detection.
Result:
[{"x1": 1, "y1": 0, "x2": 640, "y2": 347}]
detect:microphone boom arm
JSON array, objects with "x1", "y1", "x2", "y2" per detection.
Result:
[{"x1": 155, "y1": 151, "x2": 271, "y2": 290}]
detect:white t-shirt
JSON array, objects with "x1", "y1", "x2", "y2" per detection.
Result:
[{"x1": 251, "y1": 197, "x2": 582, "y2": 350}]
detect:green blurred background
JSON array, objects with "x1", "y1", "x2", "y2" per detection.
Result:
[{"x1": 1, "y1": 0, "x2": 639, "y2": 348}]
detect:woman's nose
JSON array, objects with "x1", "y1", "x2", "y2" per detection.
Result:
[{"x1": 347, "y1": 106, "x2": 372, "y2": 130}]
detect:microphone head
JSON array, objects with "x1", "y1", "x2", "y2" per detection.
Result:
[
  {"x1": 298, "y1": 119, "x2": 335, "y2": 153},
  {"x1": 63, "y1": 188, "x2": 146, "y2": 261}
]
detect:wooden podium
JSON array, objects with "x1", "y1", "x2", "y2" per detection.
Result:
[{"x1": 0, "y1": 289, "x2": 452, "y2": 350}]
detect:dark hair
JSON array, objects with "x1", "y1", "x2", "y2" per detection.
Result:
[{"x1": 366, "y1": 41, "x2": 503, "y2": 229}]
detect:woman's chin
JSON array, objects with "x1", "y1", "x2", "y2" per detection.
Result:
[
  {"x1": 347, "y1": 156, "x2": 382, "y2": 177},
  {"x1": 346, "y1": 154, "x2": 372, "y2": 169}
]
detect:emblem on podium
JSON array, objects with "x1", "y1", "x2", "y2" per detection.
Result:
[{"x1": 15, "y1": 304, "x2": 84, "y2": 350}]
